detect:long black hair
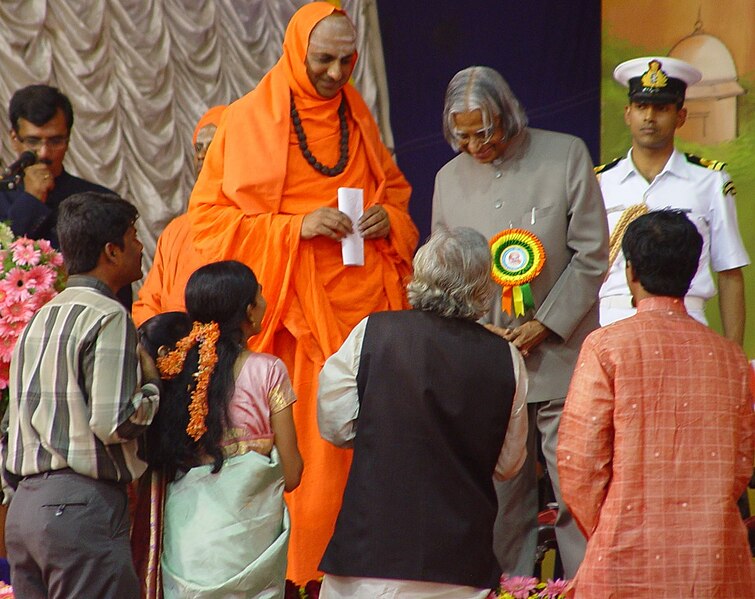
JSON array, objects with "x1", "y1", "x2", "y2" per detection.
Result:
[
  {"x1": 156, "y1": 260, "x2": 260, "y2": 480},
  {"x1": 137, "y1": 312, "x2": 193, "y2": 468}
]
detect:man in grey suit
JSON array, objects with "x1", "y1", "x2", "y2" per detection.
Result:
[{"x1": 432, "y1": 66, "x2": 608, "y2": 579}]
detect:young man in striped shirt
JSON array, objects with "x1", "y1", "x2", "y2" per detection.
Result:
[{"x1": 1, "y1": 191, "x2": 161, "y2": 599}]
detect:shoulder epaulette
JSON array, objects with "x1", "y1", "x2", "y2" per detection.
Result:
[
  {"x1": 723, "y1": 180, "x2": 736, "y2": 197},
  {"x1": 685, "y1": 153, "x2": 727, "y2": 171},
  {"x1": 594, "y1": 157, "x2": 622, "y2": 175}
]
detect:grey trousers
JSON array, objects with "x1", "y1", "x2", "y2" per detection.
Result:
[
  {"x1": 6, "y1": 470, "x2": 139, "y2": 599},
  {"x1": 492, "y1": 397, "x2": 586, "y2": 579}
]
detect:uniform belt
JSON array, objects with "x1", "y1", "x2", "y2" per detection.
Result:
[{"x1": 601, "y1": 295, "x2": 705, "y2": 312}]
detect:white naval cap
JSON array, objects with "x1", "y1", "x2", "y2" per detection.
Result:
[{"x1": 614, "y1": 56, "x2": 702, "y2": 104}]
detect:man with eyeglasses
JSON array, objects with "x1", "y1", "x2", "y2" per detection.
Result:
[
  {"x1": 432, "y1": 66, "x2": 608, "y2": 580},
  {"x1": 0, "y1": 84, "x2": 113, "y2": 247}
]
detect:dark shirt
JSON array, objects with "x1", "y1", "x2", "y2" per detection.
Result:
[{"x1": 0, "y1": 169, "x2": 112, "y2": 248}]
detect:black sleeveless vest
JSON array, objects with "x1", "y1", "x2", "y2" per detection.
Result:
[{"x1": 320, "y1": 310, "x2": 516, "y2": 588}]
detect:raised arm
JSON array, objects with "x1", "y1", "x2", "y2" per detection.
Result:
[{"x1": 86, "y1": 310, "x2": 160, "y2": 444}]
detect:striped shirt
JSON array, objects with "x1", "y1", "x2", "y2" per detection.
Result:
[{"x1": 2, "y1": 275, "x2": 159, "y2": 495}]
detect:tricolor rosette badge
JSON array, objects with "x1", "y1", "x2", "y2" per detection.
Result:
[{"x1": 490, "y1": 228, "x2": 546, "y2": 316}]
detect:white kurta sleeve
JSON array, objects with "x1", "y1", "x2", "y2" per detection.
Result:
[
  {"x1": 494, "y1": 344, "x2": 529, "y2": 480},
  {"x1": 317, "y1": 317, "x2": 368, "y2": 448}
]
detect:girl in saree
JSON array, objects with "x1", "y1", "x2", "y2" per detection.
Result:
[{"x1": 139, "y1": 260, "x2": 303, "y2": 598}]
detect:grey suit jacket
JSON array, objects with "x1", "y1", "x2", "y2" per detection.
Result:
[{"x1": 432, "y1": 128, "x2": 608, "y2": 403}]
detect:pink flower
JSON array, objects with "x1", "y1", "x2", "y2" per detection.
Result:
[
  {"x1": 36, "y1": 238, "x2": 54, "y2": 255},
  {"x1": 0, "y1": 331, "x2": 18, "y2": 362},
  {"x1": 26, "y1": 264, "x2": 56, "y2": 291},
  {"x1": 541, "y1": 579, "x2": 569, "y2": 599},
  {"x1": 11, "y1": 239, "x2": 41, "y2": 267},
  {"x1": 0, "y1": 268, "x2": 32, "y2": 302},
  {"x1": 500, "y1": 575, "x2": 539, "y2": 599},
  {"x1": 2, "y1": 300, "x2": 34, "y2": 324},
  {"x1": 0, "y1": 317, "x2": 24, "y2": 335},
  {"x1": 50, "y1": 251, "x2": 64, "y2": 267}
]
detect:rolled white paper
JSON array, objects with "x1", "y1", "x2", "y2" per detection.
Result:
[{"x1": 338, "y1": 187, "x2": 364, "y2": 266}]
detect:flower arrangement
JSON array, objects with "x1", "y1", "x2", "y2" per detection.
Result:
[
  {"x1": 490, "y1": 574, "x2": 570, "y2": 599},
  {"x1": 283, "y1": 576, "x2": 569, "y2": 599},
  {"x1": 0, "y1": 223, "x2": 66, "y2": 417}
]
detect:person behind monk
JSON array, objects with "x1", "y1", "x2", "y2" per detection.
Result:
[
  {"x1": 558, "y1": 209, "x2": 754, "y2": 597},
  {"x1": 186, "y1": 2, "x2": 418, "y2": 581},
  {"x1": 151, "y1": 260, "x2": 302, "y2": 598},
  {"x1": 132, "y1": 105, "x2": 226, "y2": 327},
  {"x1": 316, "y1": 226, "x2": 528, "y2": 599}
]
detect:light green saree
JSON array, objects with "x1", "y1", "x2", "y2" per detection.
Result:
[{"x1": 161, "y1": 448, "x2": 289, "y2": 598}]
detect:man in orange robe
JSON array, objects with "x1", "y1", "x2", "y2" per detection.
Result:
[
  {"x1": 187, "y1": 2, "x2": 418, "y2": 582},
  {"x1": 132, "y1": 105, "x2": 226, "y2": 327}
]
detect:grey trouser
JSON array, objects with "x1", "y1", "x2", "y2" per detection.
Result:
[
  {"x1": 6, "y1": 469, "x2": 139, "y2": 599},
  {"x1": 492, "y1": 397, "x2": 587, "y2": 579}
]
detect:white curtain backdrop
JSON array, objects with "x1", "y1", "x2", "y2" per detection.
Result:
[{"x1": 0, "y1": 0, "x2": 393, "y2": 273}]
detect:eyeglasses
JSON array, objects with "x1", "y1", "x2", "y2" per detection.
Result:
[
  {"x1": 16, "y1": 135, "x2": 69, "y2": 150},
  {"x1": 456, "y1": 129, "x2": 494, "y2": 146},
  {"x1": 454, "y1": 124, "x2": 505, "y2": 147},
  {"x1": 193, "y1": 141, "x2": 210, "y2": 155}
]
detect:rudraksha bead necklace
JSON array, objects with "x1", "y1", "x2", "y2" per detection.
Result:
[{"x1": 290, "y1": 91, "x2": 349, "y2": 177}]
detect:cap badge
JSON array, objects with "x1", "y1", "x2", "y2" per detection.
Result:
[{"x1": 640, "y1": 60, "x2": 668, "y2": 89}]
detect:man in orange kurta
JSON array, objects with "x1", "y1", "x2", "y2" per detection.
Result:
[
  {"x1": 132, "y1": 106, "x2": 226, "y2": 327},
  {"x1": 558, "y1": 210, "x2": 754, "y2": 598},
  {"x1": 187, "y1": 3, "x2": 418, "y2": 582}
]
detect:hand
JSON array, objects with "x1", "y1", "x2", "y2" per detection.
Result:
[
  {"x1": 138, "y1": 344, "x2": 161, "y2": 383},
  {"x1": 507, "y1": 320, "x2": 551, "y2": 357},
  {"x1": 484, "y1": 323, "x2": 515, "y2": 341},
  {"x1": 301, "y1": 207, "x2": 353, "y2": 241},
  {"x1": 358, "y1": 204, "x2": 390, "y2": 239},
  {"x1": 23, "y1": 163, "x2": 55, "y2": 202}
]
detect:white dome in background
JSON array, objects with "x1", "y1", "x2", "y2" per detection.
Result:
[{"x1": 669, "y1": 32, "x2": 744, "y2": 100}]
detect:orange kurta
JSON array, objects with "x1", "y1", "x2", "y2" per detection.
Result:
[
  {"x1": 558, "y1": 297, "x2": 754, "y2": 598},
  {"x1": 187, "y1": 2, "x2": 418, "y2": 582},
  {"x1": 132, "y1": 214, "x2": 204, "y2": 327},
  {"x1": 133, "y1": 105, "x2": 227, "y2": 328}
]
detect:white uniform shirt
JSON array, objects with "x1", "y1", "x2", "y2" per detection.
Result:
[{"x1": 598, "y1": 148, "x2": 749, "y2": 321}]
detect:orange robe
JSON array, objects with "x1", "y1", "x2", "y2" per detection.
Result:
[
  {"x1": 133, "y1": 105, "x2": 226, "y2": 328},
  {"x1": 187, "y1": 2, "x2": 418, "y2": 583},
  {"x1": 132, "y1": 214, "x2": 204, "y2": 327}
]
